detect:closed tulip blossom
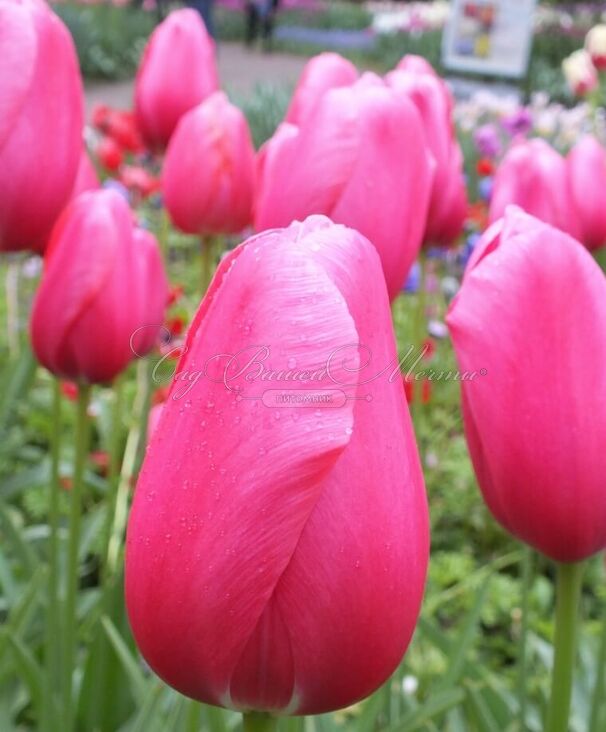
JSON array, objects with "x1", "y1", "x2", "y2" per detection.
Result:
[
  {"x1": 0, "y1": 0, "x2": 83, "y2": 253},
  {"x1": 255, "y1": 74, "x2": 433, "y2": 300},
  {"x1": 135, "y1": 8, "x2": 219, "y2": 150},
  {"x1": 387, "y1": 68, "x2": 467, "y2": 247},
  {"x1": 447, "y1": 206, "x2": 606, "y2": 563},
  {"x1": 285, "y1": 52, "x2": 358, "y2": 126},
  {"x1": 126, "y1": 216, "x2": 429, "y2": 715},
  {"x1": 30, "y1": 190, "x2": 168, "y2": 384},
  {"x1": 567, "y1": 135, "x2": 606, "y2": 251},
  {"x1": 489, "y1": 138, "x2": 580, "y2": 239},
  {"x1": 162, "y1": 93, "x2": 256, "y2": 235}
]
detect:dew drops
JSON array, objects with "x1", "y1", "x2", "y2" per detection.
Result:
[{"x1": 345, "y1": 426, "x2": 353, "y2": 435}]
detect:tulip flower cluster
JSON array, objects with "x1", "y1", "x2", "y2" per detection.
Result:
[
  {"x1": 255, "y1": 54, "x2": 467, "y2": 300},
  {"x1": 562, "y1": 23, "x2": 606, "y2": 98},
  {"x1": 4, "y1": 3, "x2": 606, "y2": 730},
  {"x1": 489, "y1": 134, "x2": 606, "y2": 251}
]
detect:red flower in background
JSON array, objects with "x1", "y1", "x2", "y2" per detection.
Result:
[
  {"x1": 120, "y1": 166, "x2": 161, "y2": 199},
  {"x1": 96, "y1": 137, "x2": 124, "y2": 172},
  {"x1": 476, "y1": 158, "x2": 494, "y2": 177}
]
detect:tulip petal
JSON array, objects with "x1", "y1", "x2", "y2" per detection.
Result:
[{"x1": 0, "y1": 2, "x2": 37, "y2": 151}]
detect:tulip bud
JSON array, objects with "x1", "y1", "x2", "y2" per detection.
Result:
[
  {"x1": 489, "y1": 138, "x2": 580, "y2": 239},
  {"x1": 387, "y1": 68, "x2": 467, "y2": 247},
  {"x1": 126, "y1": 216, "x2": 429, "y2": 714},
  {"x1": 586, "y1": 24, "x2": 606, "y2": 70},
  {"x1": 30, "y1": 190, "x2": 168, "y2": 384},
  {"x1": 285, "y1": 52, "x2": 358, "y2": 127},
  {"x1": 562, "y1": 49, "x2": 598, "y2": 97},
  {"x1": 255, "y1": 73, "x2": 433, "y2": 301},
  {"x1": 447, "y1": 206, "x2": 606, "y2": 562},
  {"x1": 135, "y1": 8, "x2": 219, "y2": 150},
  {"x1": 0, "y1": 0, "x2": 83, "y2": 253},
  {"x1": 162, "y1": 92, "x2": 256, "y2": 235},
  {"x1": 567, "y1": 135, "x2": 606, "y2": 251}
]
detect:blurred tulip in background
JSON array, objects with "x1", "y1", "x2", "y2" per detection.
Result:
[
  {"x1": 255, "y1": 72, "x2": 433, "y2": 300},
  {"x1": 135, "y1": 8, "x2": 219, "y2": 150},
  {"x1": 0, "y1": 0, "x2": 83, "y2": 253},
  {"x1": 163, "y1": 92, "x2": 256, "y2": 235},
  {"x1": 30, "y1": 190, "x2": 168, "y2": 384}
]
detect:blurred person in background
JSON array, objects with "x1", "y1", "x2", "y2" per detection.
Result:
[
  {"x1": 187, "y1": 0, "x2": 216, "y2": 37},
  {"x1": 245, "y1": 0, "x2": 281, "y2": 50}
]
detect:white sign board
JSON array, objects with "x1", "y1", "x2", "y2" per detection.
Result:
[{"x1": 442, "y1": 0, "x2": 537, "y2": 78}]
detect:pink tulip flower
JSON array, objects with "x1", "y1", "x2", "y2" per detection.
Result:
[
  {"x1": 567, "y1": 135, "x2": 606, "y2": 251},
  {"x1": 255, "y1": 73, "x2": 433, "y2": 301},
  {"x1": 0, "y1": 0, "x2": 83, "y2": 254},
  {"x1": 162, "y1": 92, "x2": 256, "y2": 235},
  {"x1": 135, "y1": 9, "x2": 219, "y2": 150},
  {"x1": 30, "y1": 190, "x2": 168, "y2": 384},
  {"x1": 489, "y1": 138, "x2": 580, "y2": 239},
  {"x1": 387, "y1": 68, "x2": 467, "y2": 247},
  {"x1": 447, "y1": 206, "x2": 606, "y2": 562},
  {"x1": 126, "y1": 216, "x2": 429, "y2": 714},
  {"x1": 285, "y1": 52, "x2": 358, "y2": 126}
]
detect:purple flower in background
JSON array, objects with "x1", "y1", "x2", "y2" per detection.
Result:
[
  {"x1": 473, "y1": 124, "x2": 502, "y2": 158},
  {"x1": 501, "y1": 107, "x2": 533, "y2": 137},
  {"x1": 403, "y1": 261, "x2": 421, "y2": 294},
  {"x1": 478, "y1": 176, "x2": 493, "y2": 203}
]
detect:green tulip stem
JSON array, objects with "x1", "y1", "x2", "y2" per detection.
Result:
[
  {"x1": 589, "y1": 587, "x2": 606, "y2": 732},
  {"x1": 63, "y1": 382, "x2": 92, "y2": 729},
  {"x1": 43, "y1": 379, "x2": 62, "y2": 730},
  {"x1": 517, "y1": 546, "x2": 534, "y2": 729},
  {"x1": 101, "y1": 375, "x2": 124, "y2": 582},
  {"x1": 107, "y1": 358, "x2": 152, "y2": 575},
  {"x1": 545, "y1": 561, "x2": 585, "y2": 732},
  {"x1": 411, "y1": 251, "x2": 427, "y2": 428},
  {"x1": 242, "y1": 712, "x2": 279, "y2": 732}
]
